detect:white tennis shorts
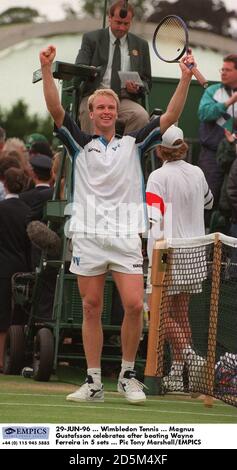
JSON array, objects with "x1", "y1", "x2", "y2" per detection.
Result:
[{"x1": 70, "y1": 235, "x2": 143, "y2": 276}]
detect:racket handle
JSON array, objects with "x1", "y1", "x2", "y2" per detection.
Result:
[{"x1": 188, "y1": 64, "x2": 208, "y2": 88}]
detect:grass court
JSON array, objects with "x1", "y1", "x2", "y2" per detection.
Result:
[{"x1": 0, "y1": 368, "x2": 236, "y2": 424}]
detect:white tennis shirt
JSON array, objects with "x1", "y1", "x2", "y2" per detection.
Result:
[
  {"x1": 146, "y1": 159, "x2": 214, "y2": 261},
  {"x1": 55, "y1": 112, "x2": 161, "y2": 238}
]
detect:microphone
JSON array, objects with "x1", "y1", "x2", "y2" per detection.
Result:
[
  {"x1": 119, "y1": 0, "x2": 128, "y2": 18},
  {"x1": 27, "y1": 221, "x2": 61, "y2": 258}
]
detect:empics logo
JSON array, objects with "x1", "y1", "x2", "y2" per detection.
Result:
[
  {"x1": 4, "y1": 428, "x2": 15, "y2": 435},
  {"x1": 2, "y1": 427, "x2": 49, "y2": 440}
]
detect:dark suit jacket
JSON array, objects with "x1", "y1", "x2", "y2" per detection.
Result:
[
  {"x1": 20, "y1": 186, "x2": 54, "y2": 268},
  {"x1": 19, "y1": 186, "x2": 54, "y2": 218},
  {"x1": 75, "y1": 27, "x2": 152, "y2": 100},
  {"x1": 0, "y1": 198, "x2": 31, "y2": 277}
]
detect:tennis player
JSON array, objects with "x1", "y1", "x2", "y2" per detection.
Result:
[
  {"x1": 39, "y1": 44, "x2": 196, "y2": 404},
  {"x1": 146, "y1": 125, "x2": 214, "y2": 391}
]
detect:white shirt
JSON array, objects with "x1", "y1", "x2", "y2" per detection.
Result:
[
  {"x1": 56, "y1": 113, "x2": 162, "y2": 238},
  {"x1": 5, "y1": 193, "x2": 19, "y2": 199},
  {"x1": 146, "y1": 160, "x2": 214, "y2": 261},
  {"x1": 101, "y1": 29, "x2": 131, "y2": 89}
]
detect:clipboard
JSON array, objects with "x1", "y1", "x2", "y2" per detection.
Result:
[{"x1": 118, "y1": 71, "x2": 143, "y2": 87}]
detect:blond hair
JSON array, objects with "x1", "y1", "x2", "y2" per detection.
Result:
[
  {"x1": 157, "y1": 140, "x2": 188, "y2": 162},
  {"x1": 88, "y1": 89, "x2": 120, "y2": 112},
  {"x1": 3, "y1": 137, "x2": 27, "y2": 154}
]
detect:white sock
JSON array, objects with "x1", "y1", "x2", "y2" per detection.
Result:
[
  {"x1": 87, "y1": 368, "x2": 101, "y2": 383},
  {"x1": 120, "y1": 360, "x2": 135, "y2": 377}
]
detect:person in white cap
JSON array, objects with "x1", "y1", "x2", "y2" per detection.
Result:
[{"x1": 146, "y1": 125, "x2": 214, "y2": 392}]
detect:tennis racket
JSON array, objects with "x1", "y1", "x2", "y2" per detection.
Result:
[{"x1": 153, "y1": 15, "x2": 208, "y2": 88}]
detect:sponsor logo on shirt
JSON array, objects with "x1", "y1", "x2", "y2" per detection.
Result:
[
  {"x1": 88, "y1": 147, "x2": 101, "y2": 153},
  {"x1": 111, "y1": 143, "x2": 121, "y2": 151}
]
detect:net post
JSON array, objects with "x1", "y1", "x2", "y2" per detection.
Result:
[
  {"x1": 204, "y1": 233, "x2": 222, "y2": 407},
  {"x1": 144, "y1": 240, "x2": 168, "y2": 394}
]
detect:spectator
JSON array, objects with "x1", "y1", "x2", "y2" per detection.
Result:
[
  {"x1": 226, "y1": 134, "x2": 237, "y2": 273},
  {"x1": 146, "y1": 125, "x2": 213, "y2": 391},
  {"x1": 0, "y1": 127, "x2": 6, "y2": 153},
  {"x1": 212, "y1": 129, "x2": 237, "y2": 234},
  {"x1": 0, "y1": 150, "x2": 30, "y2": 200},
  {"x1": 25, "y1": 153, "x2": 61, "y2": 321},
  {"x1": 19, "y1": 154, "x2": 53, "y2": 267},
  {"x1": 3, "y1": 137, "x2": 28, "y2": 159},
  {"x1": 40, "y1": 44, "x2": 195, "y2": 404},
  {"x1": 25, "y1": 133, "x2": 48, "y2": 149},
  {"x1": 29, "y1": 141, "x2": 53, "y2": 159},
  {"x1": 198, "y1": 54, "x2": 237, "y2": 222},
  {"x1": 0, "y1": 167, "x2": 31, "y2": 370},
  {"x1": 19, "y1": 154, "x2": 53, "y2": 211},
  {"x1": 0, "y1": 127, "x2": 6, "y2": 200},
  {"x1": 75, "y1": 1, "x2": 151, "y2": 134},
  {"x1": 0, "y1": 154, "x2": 21, "y2": 174},
  {"x1": 3, "y1": 138, "x2": 31, "y2": 179}
]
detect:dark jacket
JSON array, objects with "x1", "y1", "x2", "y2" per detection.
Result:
[
  {"x1": 25, "y1": 187, "x2": 54, "y2": 223},
  {"x1": 227, "y1": 155, "x2": 237, "y2": 221},
  {"x1": 216, "y1": 139, "x2": 236, "y2": 214},
  {"x1": 75, "y1": 27, "x2": 152, "y2": 99},
  {"x1": 19, "y1": 185, "x2": 53, "y2": 211},
  {"x1": 0, "y1": 198, "x2": 31, "y2": 277}
]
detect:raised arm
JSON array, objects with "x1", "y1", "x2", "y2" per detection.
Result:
[
  {"x1": 39, "y1": 45, "x2": 65, "y2": 128},
  {"x1": 160, "y1": 53, "x2": 195, "y2": 134}
]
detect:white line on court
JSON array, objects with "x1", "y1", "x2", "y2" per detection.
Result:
[
  {"x1": 0, "y1": 392, "x2": 229, "y2": 407},
  {"x1": 0, "y1": 401, "x2": 236, "y2": 418}
]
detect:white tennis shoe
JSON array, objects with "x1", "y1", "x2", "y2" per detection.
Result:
[
  {"x1": 66, "y1": 375, "x2": 104, "y2": 402},
  {"x1": 117, "y1": 370, "x2": 147, "y2": 404}
]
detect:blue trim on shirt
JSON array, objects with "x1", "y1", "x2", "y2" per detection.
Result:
[
  {"x1": 128, "y1": 116, "x2": 162, "y2": 154},
  {"x1": 99, "y1": 136, "x2": 109, "y2": 147}
]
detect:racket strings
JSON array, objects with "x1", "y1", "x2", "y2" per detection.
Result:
[{"x1": 154, "y1": 17, "x2": 187, "y2": 62}]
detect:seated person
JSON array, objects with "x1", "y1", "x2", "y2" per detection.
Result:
[{"x1": 75, "y1": 1, "x2": 151, "y2": 134}]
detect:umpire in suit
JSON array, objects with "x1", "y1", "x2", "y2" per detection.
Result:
[{"x1": 76, "y1": 1, "x2": 152, "y2": 134}]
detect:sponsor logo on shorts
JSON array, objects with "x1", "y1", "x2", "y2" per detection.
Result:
[
  {"x1": 72, "y1": 256, "x2": 80, "y2": 266},
  {"x1": 133, "y1": 263, "x2": 143, "y2": 268}
]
